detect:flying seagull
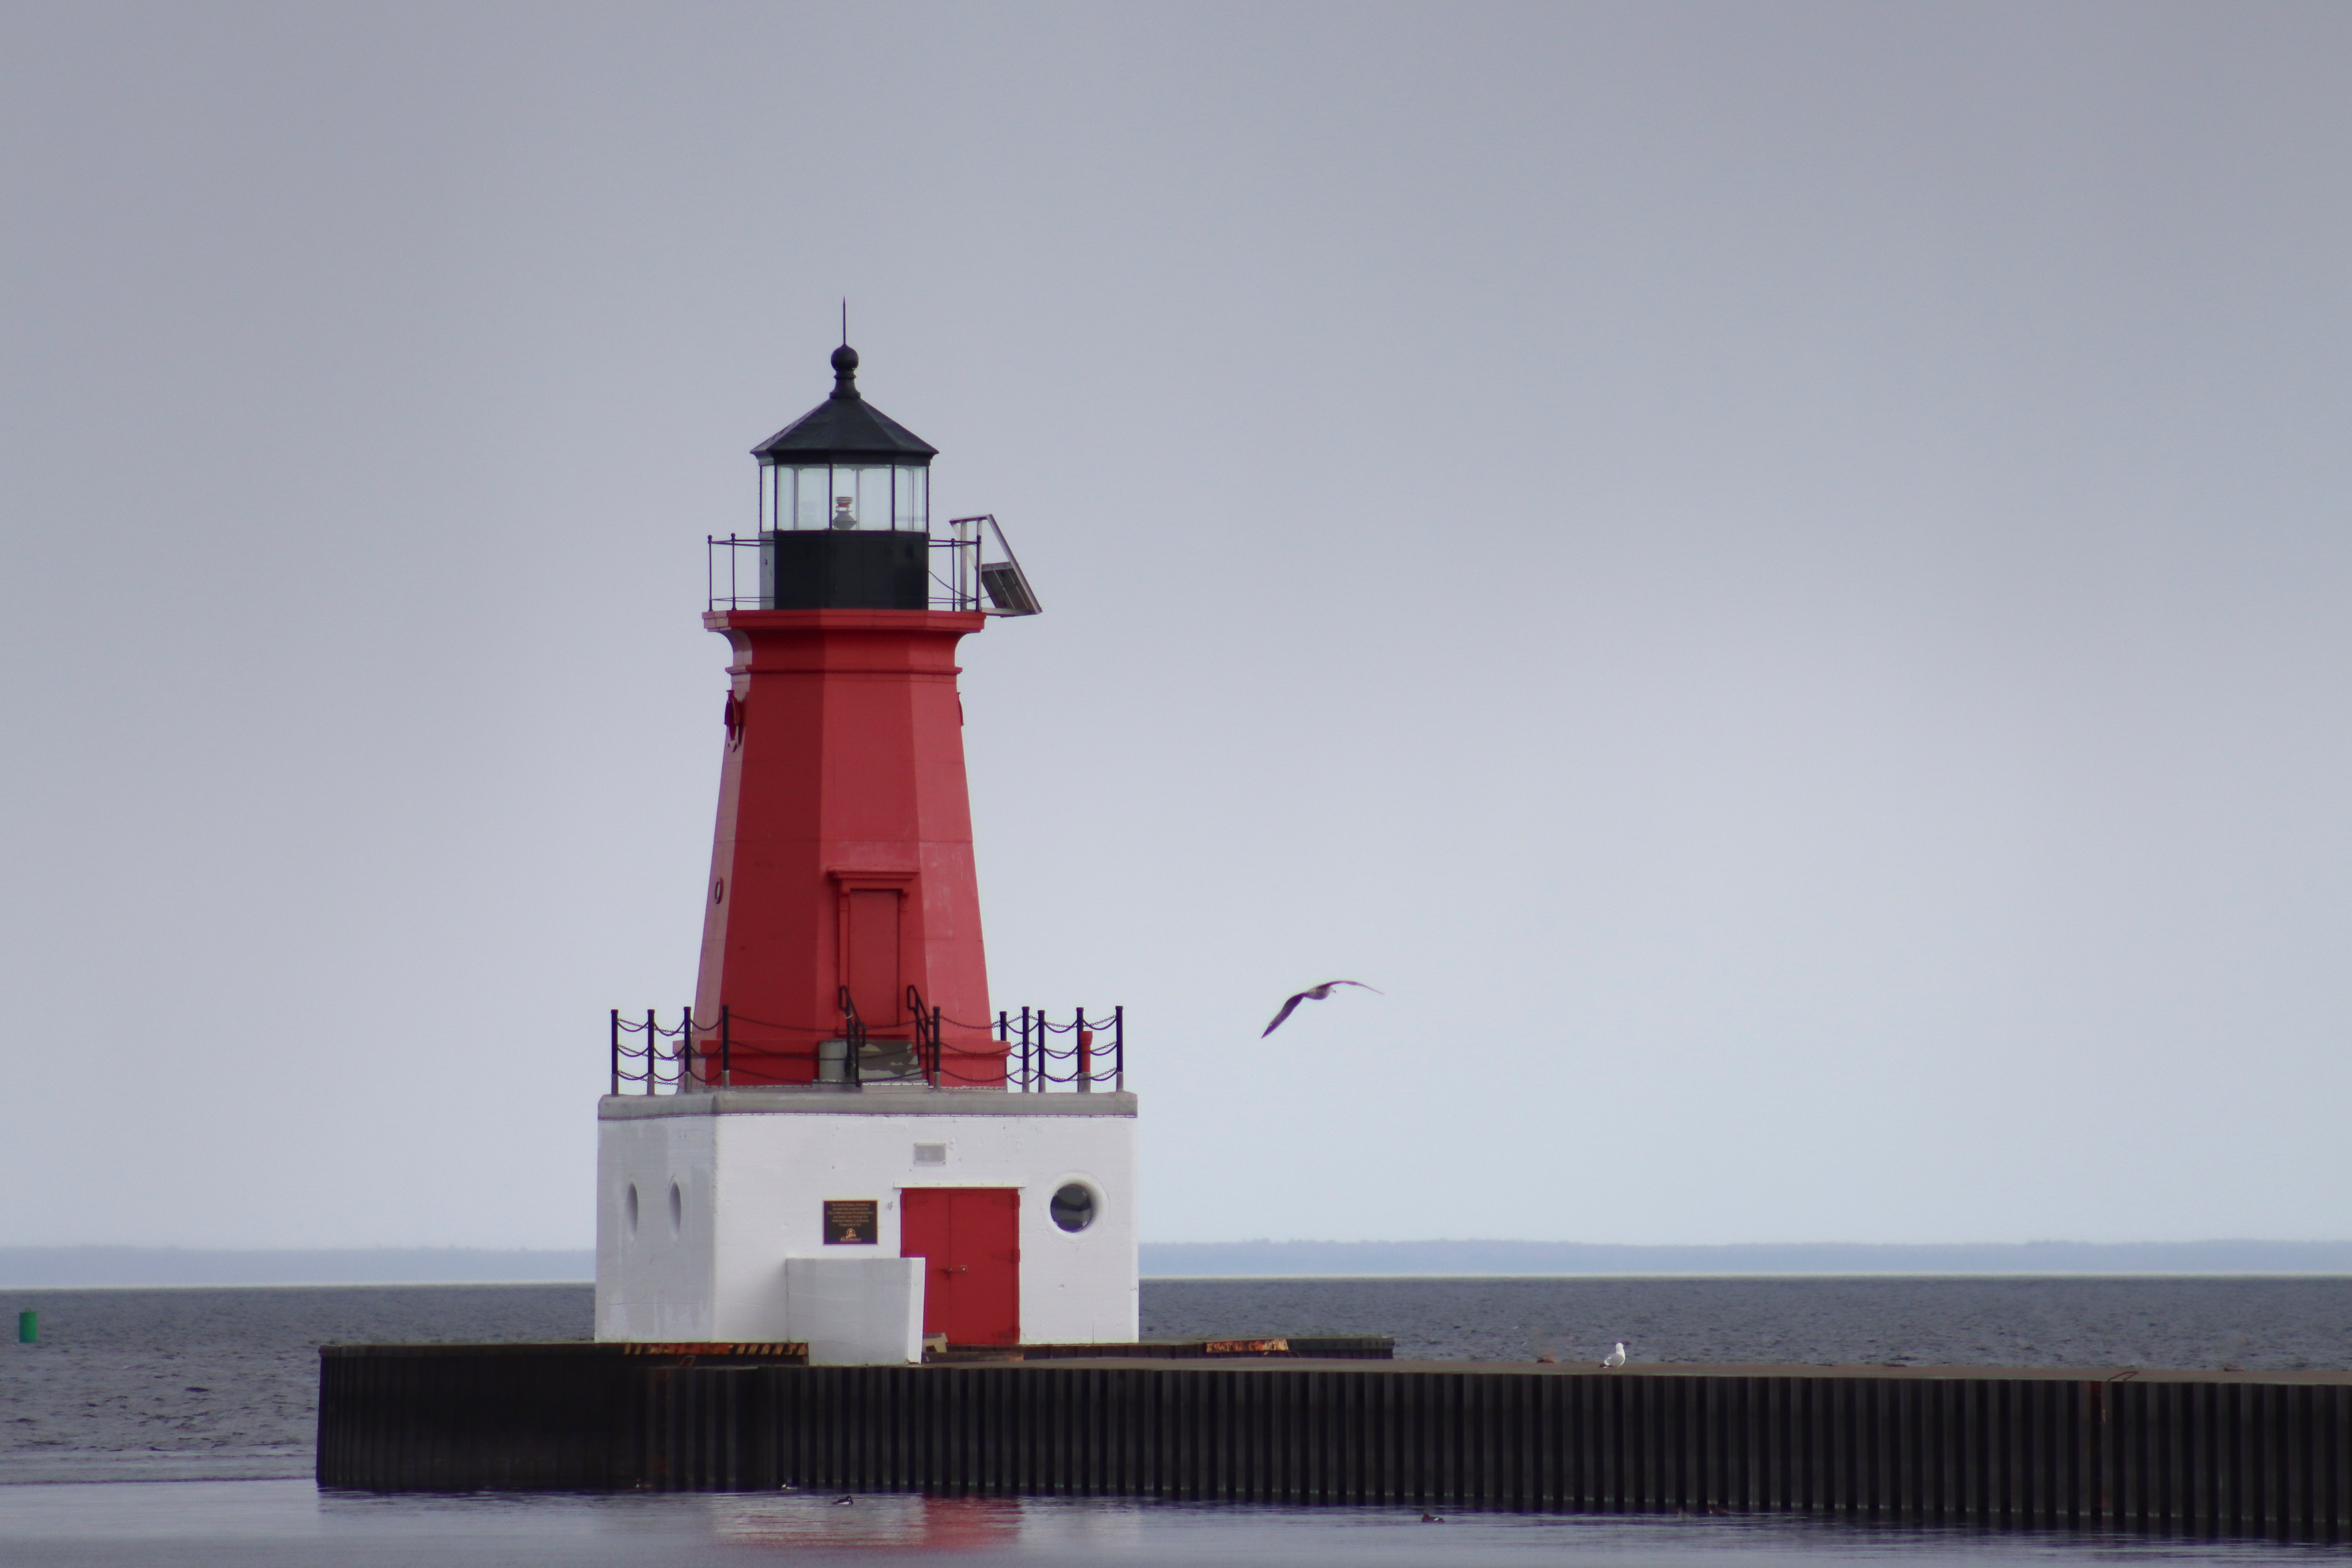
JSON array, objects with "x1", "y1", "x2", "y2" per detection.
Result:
[
  {"x1": 1262, "y1": 980, "x2": 1383, "y2": 1037},
  {"x1": 1601, "y1": 1342, "x2": 1627, "y2": 1369}
]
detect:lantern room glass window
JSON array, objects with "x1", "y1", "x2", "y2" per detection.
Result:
[{"x1": 760, "y1": 463, "x2": 928, "y2": 533}]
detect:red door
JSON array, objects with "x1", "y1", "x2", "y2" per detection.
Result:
[
  {"x1": 844, "y1": 889, "x2": 903, "y2": 1028},
  {"x1": 901, "y1": 1187, "x2": 1020, "y2": 1346}
]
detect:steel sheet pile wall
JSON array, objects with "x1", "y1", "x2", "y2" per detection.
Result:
[
  {"x1": 317, "y1": 1344, "x2": 799, "y2": 1491},
  {"x1": 319, "y1": 1351, "x2": 2350, "y2": 1537}
]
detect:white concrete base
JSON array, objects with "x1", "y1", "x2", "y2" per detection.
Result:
[
  {"x1": 786, "y1": 1256, "x2": 924, "y2": 1364},
  {"x1": 594, "y1": 1087, "x2": 1138, "y2": 1346}
]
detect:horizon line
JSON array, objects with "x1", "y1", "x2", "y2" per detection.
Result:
[{"x1": 4, "y1": 1241, "x2": 2352, "y2": 1260}]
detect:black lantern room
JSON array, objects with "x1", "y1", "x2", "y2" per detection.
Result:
[{"x1": 749, "y1": 345, "x2": 937, "y2": 610}]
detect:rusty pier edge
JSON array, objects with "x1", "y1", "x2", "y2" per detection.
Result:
[{"x1": 316, "y1": 1345, "x2": 2352, "y2": 1539}]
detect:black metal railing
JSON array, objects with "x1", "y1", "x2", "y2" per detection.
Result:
[
  {"x1": 608, "y1": 999, "x2": 1124, "y2": 1095},
  {"x1": 1000, "y1": 1007, "x2": 1124, "y2": 1093},
  {"x1": 909, "y1": 986, "x2": 944, "y2": 1086},
  {"x1": 610, "y1": 1005, "x2": 735, "y2": 1094},
  {"x1": 834, "y1": 986, "x2": 867, "y2": 1086},
  {"x1": 610, "y1": 1007, "x2": 696, "y2": 1094},
  {"x1": 705, "y1": 515, "x2": 1040, "y2": 616}
]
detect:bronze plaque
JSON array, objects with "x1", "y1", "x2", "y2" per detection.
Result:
[{"x1": 823, "y1": 1199, "x2": 879, "y2": 1245}]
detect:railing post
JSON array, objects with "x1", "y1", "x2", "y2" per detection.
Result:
[
  {"x1": 1077, "y1": 1020, "x2": 1093, "y2": 1094},
  {"x1": 931, "y1": 1006, "x2": 943, "y2": 1087},
  {"x1": 720, "y1": 1005, "x2": 731, "y2": 1088},
  {"x1": 1020, "y1": 1006, "x2": 1032, "y2": 1092},
  {"x1": 645, "y1": 1010, "x2": 658, "y2": 1094},
  {"x1": 839, "y1": 986, "x2": 863, "y2": 1090},
  {"x1": 682, "y1": 1004, "x2": 694, "y2": 1090},
  {"x1": 906, "y1": 985, "x2": 932, "y2": 1088},
  {"x1": 1114, "y1": 1005, "x2": 1124, "y2": 1092},
  {"x1": 610, "y1": 1009, "x2": 619, "y2": 1097}
]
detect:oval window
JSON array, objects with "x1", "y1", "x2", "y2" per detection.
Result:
[
  {"x1": 1050, "y1": 1183, "x2": 1097, "y2": 1233},
  {"x1": 668, "y1": 1181, "x2": 684, "y2": 1237},
  {"x1": 625, "y1": 1183, "x2": 640, "y2": 1235}
]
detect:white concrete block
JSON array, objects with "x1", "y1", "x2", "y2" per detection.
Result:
[
  {"x1": 596, "y1": 1089, "x2": 1138, "y2": 1346},
  {"x1": 786, "y1": 1255, "x2": 924, "y2": 1365}
]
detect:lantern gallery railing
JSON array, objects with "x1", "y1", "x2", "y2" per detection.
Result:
[
  {"x1": 608, "y1": 1001, "x2": 1123, "y2": 1095},
  {"x1": 705, "y1": 515, "x2": 1042, "y2": 615}
]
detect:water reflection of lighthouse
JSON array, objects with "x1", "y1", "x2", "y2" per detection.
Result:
[{"x1": 594, "y1": 344, "x2": 1138, "y2": 1358}]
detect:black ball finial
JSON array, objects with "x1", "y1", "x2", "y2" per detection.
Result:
[{"x1": 830, "y1": 343, "x2": 860, "y2": 399}]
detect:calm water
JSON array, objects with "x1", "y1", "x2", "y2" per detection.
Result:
[
  {"x1": 2, "y1": 1279, "x2": 2347, "y2": 1562},
  {"x1": 1145, "y1": 1276, "x2": 2352, "y2": 1370},
  {"x1": 0, "y1": 1481, "x2": 2336, "y2": 1567},
  {"x1": 0, "y1": 1283, "x2": 584, "y2": 1484}
]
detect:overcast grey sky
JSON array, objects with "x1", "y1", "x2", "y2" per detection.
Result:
[{"x1": 3, "y1": 2, "x2": 2348, "y2": 1251}]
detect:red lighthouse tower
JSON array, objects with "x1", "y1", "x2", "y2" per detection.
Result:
[{"x1": 692, "y1": 345, "x2": 1013, "y2": 1088}]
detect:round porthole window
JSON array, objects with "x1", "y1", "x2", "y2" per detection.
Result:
[
  {"x1": 625, "y1": 1183, "x2": 640, "y2": 1235},
  {"x1": 1050, "y1": 1182, "x2": 1098, "y2": 1233},
  {"x1": 668, "y1": 1181, "x2": 684, "y2": 1236}
]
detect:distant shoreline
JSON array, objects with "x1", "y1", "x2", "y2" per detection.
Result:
[
  {"x1": 7, "y1": 1239, "x2": 2351, "y2": 1289},
  {"x1": 1143, "y1": 1240, "x2": 2352, "y2": 1277},
  {"x1": 0, "y1": 1247, "x2": 599, "y2": 1289}
]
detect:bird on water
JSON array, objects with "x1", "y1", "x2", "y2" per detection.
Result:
[
  {"x1": 1262, "y1": 980, "x2": 1383, "y2": 1037},
  {"x1": 1602, "y1": 1342, "x2": 1627, "y2": 1368}
]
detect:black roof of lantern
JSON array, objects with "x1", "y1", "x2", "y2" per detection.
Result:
[{"x1": 751, "y1": 345, "x2": 938, "y2": 465}]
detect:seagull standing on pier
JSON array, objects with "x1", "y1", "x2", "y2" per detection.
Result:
[
  {"x1": 1262, "y1": 980, "x2": 1383, "y2": 1037},
  {"x1": 1602, "y1": 1342, "x2": 1627, "y2": 1369}
]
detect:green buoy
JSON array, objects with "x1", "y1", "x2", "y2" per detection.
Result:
[{"x1": 16, "y1": 1310, "x2": 34, "y2": 1344}]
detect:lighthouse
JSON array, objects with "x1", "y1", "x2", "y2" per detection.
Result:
[{"x1": 594, "y1": 346, "x2": 1138, "y2": 1360}]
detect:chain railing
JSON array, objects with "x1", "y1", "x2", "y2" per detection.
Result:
[
  {"x1": 610, "y1": 1007, "x2": 695, "y2": 1094},
  {"x1": 608, "y1": 999, "x2": 1123, "y2": 1095},
  {"x1": 999, "y1": 1007, "x2": 1124, "y2": 1093}
]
